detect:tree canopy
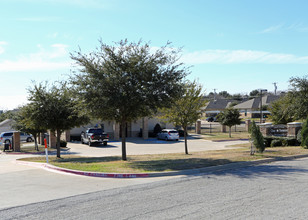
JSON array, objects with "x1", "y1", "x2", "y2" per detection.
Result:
[
  {"x1": 160, "y1": 80, "x2": 207, "y2": 154},
  {"x1": 70, "y1": 39, "x2": 188, "y2": 160},
  {"x1": 269, "y1": 95, "x2": 294, "y2": 124},
  {"x1": 13, "y1": 104, "x2": 46, "y2": 151},
  {"x1": 217, "y1": 108, "x2": 241, "y2": 137},
  {"x1": 288, "y1": 76, "x2": 308, "y2": 119},
  {"x1": 270, "y1": 75, "x2": 308, "y2": 123},
  {"x1": 27, "y1": 82, "x2": 89, "y2": 157}
]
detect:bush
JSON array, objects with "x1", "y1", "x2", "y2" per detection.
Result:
[
  {"x1": 266, "y1": 136, "x2": 298, "y2": 147},
  {"x1": 271, "y1": 139, "x2": 282, "y2": 147},
  {"x1": 303, "y1": 137, "x2": 308, "y2": 149},
  {"x1": 285, "y1": 137, "x2": 299, "y2": 146},
  {"x1": 60, "y1": 140, "x2": 67, "y2": 148},
  {"x1": 250, "y1": 121, "x2": 265, "y2": 153},
  {"x1": 264, "y1": 137, "x2": 274, "y2": 147},
  {"x1": 301, "y1": 117, "x2": 308, "y2": 148}
]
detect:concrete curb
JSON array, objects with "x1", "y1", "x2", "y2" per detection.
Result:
[
  {"x1": 15, "y1": 154, "x2": 308, "y2": 179},
  {"x1": 1, "y1": 148, "x2": 70, "y2": 155}
]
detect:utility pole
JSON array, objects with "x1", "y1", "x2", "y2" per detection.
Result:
[
  {"x1": 259, "y1": 89, "x2": 267, "y2": 124},
  {"x1": 213, "y1": 89, "x2": 217, "y2": 102},
  {"x1": 273, "y1": 82, "x2": 277, "y2": 95}
]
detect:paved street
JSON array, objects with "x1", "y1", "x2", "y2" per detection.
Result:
[
  {"x1": 2, "y1": 157, "x2": 308, "y2": 219},
  {"x1": 0, "y1": 137, "x2": 247, "y2": 209}
]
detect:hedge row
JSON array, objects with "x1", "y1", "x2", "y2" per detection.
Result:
[{"x1": 264, "y1": 136, "x2": 300, "y2": 148}]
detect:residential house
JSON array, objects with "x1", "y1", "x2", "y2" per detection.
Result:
[{"x1": 233, "y1": 95, "x2": 281, "y2": 118}]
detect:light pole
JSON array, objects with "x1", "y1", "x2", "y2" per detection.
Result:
[{"x1": 259, "y1": 89, "x2": 267, "y2": 124}]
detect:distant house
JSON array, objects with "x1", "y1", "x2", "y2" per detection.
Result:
[
  {"x1": 0, "y1": 119, "x2": 14, "y2": 133},
  {"x1": 203, "y1": 99, "x2": 240, "y2": 117},
  {"x1": 233, "y1": 95, "x2": 281, "y2": 118}
]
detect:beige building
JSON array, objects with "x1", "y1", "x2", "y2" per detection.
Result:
[{"x1": 70, "y1": 117, "x2": 175, "y2": 141}]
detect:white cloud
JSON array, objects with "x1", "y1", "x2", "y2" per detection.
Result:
[
  {"x1": 0, "y1": 41, "x2": 8, "y2": 54},
  {"x1": 181, "y1": 49, "x2": 308, "y2": 64},
  {"x1": 261, "y1": 23, "x2": 308, "y2": 33},
  {"x1": 260, "y1": 24, "x2": 283, "y2": 33},
  {"x1": 0, "y1": 44, "x2": 71, "y2": 72}
]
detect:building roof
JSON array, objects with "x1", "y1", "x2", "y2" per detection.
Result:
[
  {"x1": 205, "y1": 99, "x2": 235, "y2": 111},
  {"x1": 234, "y1": 95, "x2": 280, "y2": 110},
  {"x1": 0, "y1": 119, "x2": 13, "y2": 127}
]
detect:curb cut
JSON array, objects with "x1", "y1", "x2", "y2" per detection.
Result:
[{"x1": 15, "y1": 154, "x2": 308, "y2": 179}]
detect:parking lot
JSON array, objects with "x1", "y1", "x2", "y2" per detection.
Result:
[{"x1": 66, "y1": 135, "x2": 249, "y2": 157}]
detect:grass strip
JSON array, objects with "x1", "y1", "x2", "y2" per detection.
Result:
[{"x1": 18, "y1": 145, "x2": 308, "y2": 173}]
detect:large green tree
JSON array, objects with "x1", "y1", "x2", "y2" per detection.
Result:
[
  {"x1": 13, "y1": 104, "x2": 46, "y2": 151},
  {"x1": 0, "y1": 110, "x2": 16, "y2": 123},
  {"x1": 28, "y1": 82, "x2": 89, "y2": 157},
  {"x1": 289, "y1": 76, "x2": 308, "y2": 119},
  {"x1": 160, "y1": 80, "x2": 207, "y2": 154},
  {"x1": 269, "y1": 95, "x2": 294, "y2": 124},
  {"x1": 217, "y1": 108, "x2": 241, "y2": 138},
  {"x1": 70, "y1": 39, "x2": 187, "y2": 160},
  {"x1": 269, "y1": 75, "x2": 308, "y2": 122}
]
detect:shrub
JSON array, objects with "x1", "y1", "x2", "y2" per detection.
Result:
[
  {"x1": 303, "y1": 137, "x2": 308, "y2": 149},
  {"x1": 263, "y1": 137, "x2": 274, "y2": 148},
  {"x1": 60, "y1": 140, "x2": 67, "y2": 148},
  {"x1": 271, "y1": 139, "x2": 282, "y2": 147},
  {"x1": 301, "y1": 117, "x2": 308, "y2": 149},
  {"x1": 250, "y1": 121, "x2": 265, "y2": 153},
  {"x1": 281, "y1": 138, "x2": 288, "y2": 146},
  {"x1": 285, "y1": 138, "x2": 299, "y2": 146}
]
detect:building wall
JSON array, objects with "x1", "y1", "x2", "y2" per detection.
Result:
[{"x1": 70, "y1": 117, "x2": 176, "y2": 140}]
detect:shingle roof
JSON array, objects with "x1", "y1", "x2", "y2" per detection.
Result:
[
  {"x1": 234, "y1": 95, "x2": 280, "y2": 110},
  {"x1": 205, "y1": 99, "x2": 235, "y2": 111},
  {"x1": 0, "y1": 119, "x2": 13, "y2": 127}
]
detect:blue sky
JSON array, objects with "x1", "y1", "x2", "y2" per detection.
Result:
[{"x1": 1, "y1": 0, "x2": 308, "y2": 110}]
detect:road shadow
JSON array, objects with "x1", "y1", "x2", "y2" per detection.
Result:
[
  {"x1": 128, "y1": 158, "x2": 232, "y2": 172},
  {"x1": 200, "y1": 163, "x2": 308, "y2": 179}
]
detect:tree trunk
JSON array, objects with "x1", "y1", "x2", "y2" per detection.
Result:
[
  {"x1": 229, "y1": 126, "x2": 232, "y2": 138},
  {"x1": 33, "y1": 134, "x2": 38, "y2": 151},
  {"x1": 121, "y1": 121, "x2": 127, "y2": 161},
  {"x1": 184, "y1": 126, "x2": 188, "y2": 154},
  {"x1": 56, "y1": 130, "x2": 61, "y2": 158}
]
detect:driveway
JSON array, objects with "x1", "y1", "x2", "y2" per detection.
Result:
[{"x1": 66, "y1": 136, "x2": 249, "y2": 157}]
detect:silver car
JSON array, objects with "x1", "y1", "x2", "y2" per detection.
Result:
[
  {"x1": 0, "y1": 131, "x2": 33, "y2": 145},
  {"x1": 157, "y1": 129, "x2": 179, "y2": 141}
]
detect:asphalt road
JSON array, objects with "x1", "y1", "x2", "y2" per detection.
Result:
[{"x1": 2, "y1": 157, "x2": 308, "y2": 219}]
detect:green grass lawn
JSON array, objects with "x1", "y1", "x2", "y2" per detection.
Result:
[
  {"x1": 200, "y1": 131, "x2": 250, "y2": 141},
  {"x1": 19, "y1": 145, "x2": 308, "y2": 173}
]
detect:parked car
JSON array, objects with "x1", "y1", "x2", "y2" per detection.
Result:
[
  {"x1": 206, "y1": 116, "x2": 217, "y2": 122},
  {"x1": 0, "y1": 132, "x2": 13, "y2": 146},
  {"x1": 81, "y1": 128, "x2": 109, "y2": 146},
  {"x1": 157, "y1": 129, "x2": 179, "y2": 141},
  {"x1": 0, "y1": 131, "x2": 33, "y2": 146}
]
